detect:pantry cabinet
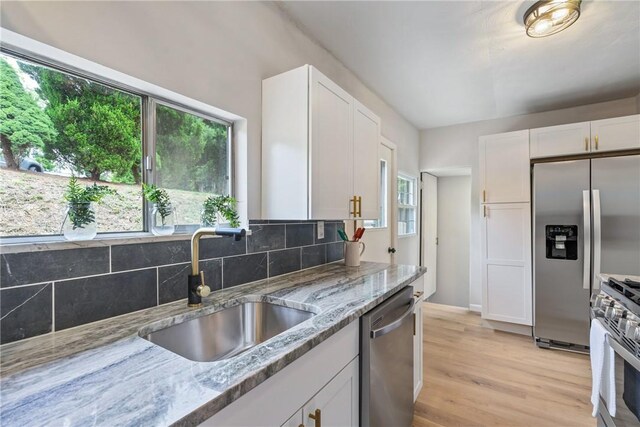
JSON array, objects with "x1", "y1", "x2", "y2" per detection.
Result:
[
  {"x1": 479, "y1": 130, "x2": 530, "y2": 204},
  {"x1": 262, "y1": 65, "x2": 380, "y2": 220},
  {"x1": 529, "y1": 114, "x2": 640, "y2": 158},
  {"x1": 481, "y1": 203, "x2": 532, "y2": 325}
]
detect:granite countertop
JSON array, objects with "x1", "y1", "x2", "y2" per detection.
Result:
[{"x1": 0, "y1": 261, "x2": 426, "y2": 426}]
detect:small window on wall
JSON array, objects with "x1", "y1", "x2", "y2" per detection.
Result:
[
  {"x1": 398, "y1": 174, "x2": 417, "y2": 236},
  {"x1": 363, "y1": 159, "x2": 387, "y2": 229}
]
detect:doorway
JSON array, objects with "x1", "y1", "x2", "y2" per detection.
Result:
[
  {"x1": 420, "y1": 171, "x2": 471, "y2": 308},
  {"x1": 358, "y1": 137, "x2": 397, "y2": 263}
]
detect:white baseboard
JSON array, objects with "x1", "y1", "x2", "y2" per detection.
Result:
[{"x1": 468, "y1": 304, "x2": 481, "y2": 313}]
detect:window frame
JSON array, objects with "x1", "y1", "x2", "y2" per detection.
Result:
[
  {"x1": 397, "y1": 173, "x2": 417, "y2": 237},
  {"x1": 0, "y1": 34, "x2": 239, "y2": 244},
  {"x1": 363, "y1": 158, "x2": 388, "y2": 230}
]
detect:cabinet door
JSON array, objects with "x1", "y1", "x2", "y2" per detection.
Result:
[
  {"x1": 282, "y1": 410, "x2": 303, "y2": 427},
  {"x1": 309, "y1": 67, "x2": 353, "y2": 220},
  {"x1": 529, "y1": 122, "x2": 590, "y2": 158},
  {"x1": 591, "y1": 114, "x2": 640, "y2": 153},
  {"x1": 353, "y1": 100, "x2": 380, "y2": 220},
  {"x1": 304, "y1": 357, "x2": 359, "y2": 427},
  {"x1": 481, "y1": 203, "x2": 532, "y2": 325},
  {"x1": 479, "y1": 130, "x2": 530, "y2": 203}
]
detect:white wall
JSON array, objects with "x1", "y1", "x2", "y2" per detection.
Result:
[
  {"x1": 420, "y1": 96, "x2": 640, "y2": 307},
  {"x1": 0, "y1": 1, "x2": 421, "y2": 264},
  {"x1": 430, "y1": 175, "x2": 470, "y2": 308}
]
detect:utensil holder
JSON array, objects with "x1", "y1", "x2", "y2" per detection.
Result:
[{"x1": 344, "y1": 241, "x2": 365, "y2": 267}]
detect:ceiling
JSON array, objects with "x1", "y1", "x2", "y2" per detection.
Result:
[{"x1": 280, "y1": 1, "x2": 640, "y2": 129}]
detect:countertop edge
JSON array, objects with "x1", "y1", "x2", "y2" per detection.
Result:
[{"x1": 171, "y1": 267, "x2": 426, "y2": 426}]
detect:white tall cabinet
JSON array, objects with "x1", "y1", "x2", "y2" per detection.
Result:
[
  {"x1": 479, "y1": 130, "x2": 532, "y2": 326},
  {"x1": 262, "y1": 65, "x2": 380, "y2": 220}
]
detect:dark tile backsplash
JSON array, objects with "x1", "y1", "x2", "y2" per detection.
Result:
[
  {"x1": 55, "y1": 269, "x2": 158, "y2": 331},
  {"x1": 0, "y1": 220, "x2": 344, "y2": 344},
  {"x1": 286, "y1": 224, "x2": 314, "y2": 248},
  {"x1": 269, "y1": 248, "x2": 301, "y2": 277},
  {"x1": 1, "y1": 247, "x2": 109, "y2": 288},
  {"x1": 1, "y1": 283, "x2": 52, "y2": 344},
  {"x1": 223, "y1": 253, "x2": 268, "y2": 288}
]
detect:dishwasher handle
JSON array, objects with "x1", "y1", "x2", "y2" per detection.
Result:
[{"x1": 370, "y1": 297, "x2": 416, "y2": 339}]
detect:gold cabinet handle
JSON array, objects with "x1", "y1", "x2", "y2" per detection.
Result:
[
  {"x1": 350, "y1": 196, "x2": 357, "y2": 217},
  {"x1": 308, "y1": 409, "x2": 321, "y2": 427},
  {"x1": 356, "y1": 196, "x2": 362, "y2": 217},
  {"x1": 585, "y1": 137, "x2": 589, "y2": 151},
  {"x1": 595, "y1": 135, "x2": 599, "y2": 150},
  {"x1": 482, "y1": 189, "x2": 486, "y2": 203},
  {"x1": 484, "y1": 206, "x2": 487, "y2": 217}
]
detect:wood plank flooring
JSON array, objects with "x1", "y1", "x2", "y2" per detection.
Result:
[{"x1": 413, "y1": 303, "x2": 594, "y2": 427}]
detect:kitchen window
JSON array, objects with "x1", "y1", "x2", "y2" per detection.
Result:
[
  {"x1": 0, "y1": 49, "x2": 233, "y2": 239},
  {"x1": 364, "y1": 159, "x2": 387, "y2": 229},
  {"x1": 397, "y1": 174, "x2": 416, "y2": 236}
]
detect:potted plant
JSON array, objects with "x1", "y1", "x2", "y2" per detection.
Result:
[
  {"x1": 61, "y1": 176, "x2": 117, "y2": 241},
  {"x1": 142, "y1": 184, "x2": 176, "y2": 236},
  {"x1": 201, "y1": 195, "x2": 240, "y2": 228}
]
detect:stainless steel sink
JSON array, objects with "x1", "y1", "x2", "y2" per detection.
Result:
[{"x1": 142, "y1": 302, "x2": 314, "y2": 362}]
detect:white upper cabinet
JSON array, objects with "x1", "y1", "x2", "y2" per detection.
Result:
[
  {"x1": 262, "y1": 65, "x2": 380, "y2": 220},
  {"x1": 309, "y1": 67, "x2": 354, "y2": 220},
  {"x1": 352, "y1": 100, "x2": 380, "y2": 220},
  {"x1": 530, "y1": 115, "x2": 640, "y2": 158},
  {"x1": 530, "y1": 122, "x2": 590, "y2": 159},
  {"x1": 479, "y1": 130, "x2": 530, "y2": 204},
  {"x1": 590, "y1": 114, "x2": 640, "y2": 153}
]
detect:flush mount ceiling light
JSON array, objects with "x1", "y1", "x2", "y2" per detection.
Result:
[{"x1": 524, "y1": 0, "x2": 582, "y2": 38}]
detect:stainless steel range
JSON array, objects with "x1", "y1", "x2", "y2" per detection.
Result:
[{"x1": 591, "y1": 275, "x2": 640, "y2": 427}]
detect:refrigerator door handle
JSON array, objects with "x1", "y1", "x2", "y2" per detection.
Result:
[
  {"x1": 593, "y1": 189, "x2": 602, "y2": 287},
  {"x1": 583, "y1": 190, "x2": 591, "y2": 290}
]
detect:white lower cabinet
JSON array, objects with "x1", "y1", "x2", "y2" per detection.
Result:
[
  {"x1": 302, "y1": 357, "x2": 359, "y2": 427},
  {"x1": 202, "y1": 321, "x2": 359, "y2": 427}
]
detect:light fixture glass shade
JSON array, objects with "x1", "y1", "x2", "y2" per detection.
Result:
[{"x1": 524, "y1": 0, "x2": 582, "y2": 38}]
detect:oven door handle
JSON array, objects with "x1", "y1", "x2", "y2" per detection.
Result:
[
  {"x1": 370, "y1": 297, "x2": 416, "y2": 339},
  {"x1": 607, "y1": 335, "x2": 640, "y2": 371}
]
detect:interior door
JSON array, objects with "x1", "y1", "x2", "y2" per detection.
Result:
[
  {"x1": 421, "y1": 173, "x2": 437, "y2": 298},
  {"x1": 360, "y1": 140, "x2": 396, "y2": 263}
]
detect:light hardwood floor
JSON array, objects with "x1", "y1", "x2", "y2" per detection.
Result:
[{"x1": 414, "y1": 303, "x2": 594, "y2": 427}]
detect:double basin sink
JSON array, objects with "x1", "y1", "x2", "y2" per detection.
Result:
[{"x1": 142, "y1": 302, "x2": 315, "y2": 362}]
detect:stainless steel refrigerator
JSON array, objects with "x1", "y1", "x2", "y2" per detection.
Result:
[{"x1": 533, "y1": 154, "x2": 640, "y2": 348}]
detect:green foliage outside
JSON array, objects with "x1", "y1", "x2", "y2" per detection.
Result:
[
  {"x1": 63, "y1": 175, "x2": 117, "y2": 229},
  {"x1": 201, "y1": 195, "x2": 240, "y2": 228},
  {"x1": 20, "y1": 62, "x2": 142, "y2": 183},
  {"x1": 0, "y1": 59, "x2": 56, "y2": 169},
  {"x1": 142, "y1": 183, "x2": 173, "y2": 225},
  {"x1": 156, "y1": 104, "x2": 229, "y2": 194}
]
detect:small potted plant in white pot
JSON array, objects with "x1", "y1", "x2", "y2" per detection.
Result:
[{"x1": 201, "y1": 195, "x2": 240, "y2": 228}]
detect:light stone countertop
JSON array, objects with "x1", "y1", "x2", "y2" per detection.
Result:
[{"x1": 0, "y1": 261, "x2": 426, "y2": 426}]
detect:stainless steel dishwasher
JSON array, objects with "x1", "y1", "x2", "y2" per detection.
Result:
[{"x1": 361, "y1": 285, "x2": 416, "y2": 427}]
